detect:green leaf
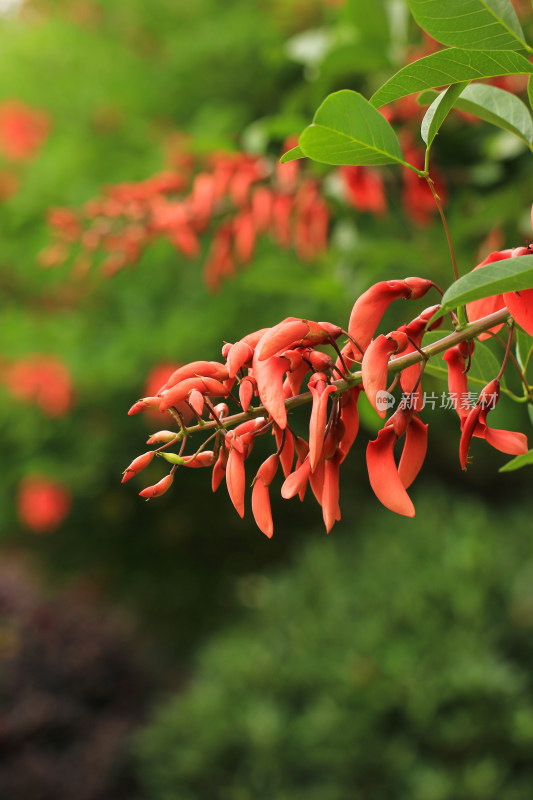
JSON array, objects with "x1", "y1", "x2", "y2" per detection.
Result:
[
  {"x1": 437, "y1": 254, "x2": 533, "y2": 316},
  {"x1": 499, "y1": 448, "x2": 533, "y2": 471},
  {"x1": 422, "y1": 83, "x2": 533, "y2": 145},
  {"x1": 421, "y1": 83, "x2": 469, "y2": 147},
  {"x1": 370, "y1": 48, "x2": 533, "y2": 108},
  {"x1": 516, "y1": 328, "x2": 533, "y2": 370},
  {"x1": 298, "y1": 90, "x2": 406, "y2": 167},
  {"x1": 280, "y1": 145, "x2": 305, "y2": 163},
  {"x1": 423, "y1": 330, "x2": 502, "y2": 387},
  {"x1": 528, "y1": 75, "x2": 533, "y2": 113},
  {"x1": 406, "y1": 0, "x2": 526, "y2": 51}
]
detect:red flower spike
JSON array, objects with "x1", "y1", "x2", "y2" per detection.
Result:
[
  {"x1": 234, "y1": 211, "x2": 256, "y2": 263},
  {"x1": 397, "y1": 415, "x2": 428, "y2": 488},
  {"x1": 281, "y1": 456, "x2": 311, "y2": 501},
  {"x1": 213, "y1": 402, "x2": 229, "y2": 419},
  {"x1": 284, "y1": 354, "x2": 309, "y2": 398},
  {"x1": 226, "y1": 341, "x2": 254, "y2": 378},
  {"x1": 159, "y1": 361, "x2": 229, "y2": 392},
  {"x1": 309, "y1": 456, "x2": 326, "y2": 506},
  {"x1": 239, "y1": 376, "x2": 256, "y2": 412},
  {"x1": 366, "y1": 427, "x2": 415, "y2": 517},
  {"x1": 255, "y1": 320, "x2": 311, "y2": 362},
  {"x1": 251, "y1": 481, "x2": 273, "y2": 537},
  {"x1": 252, "y1": 353, "x2": 289, "y2": 429},
  {"x1": 308, "y1": 375, "x2": 337, "y2": 471},
  {"x1": 348, "y1": 280, "x2": 412, "y2": 356},
  {"x1": 274, "y1": 425, "x2": 295, "y2": 478},
  {"x1": 403, "y1": 277, "x2": 434, "y2": 299},
  {"x1": 158, "y1": 376, "x2": 229, "y2": 412},
  {"x1": 139, "y1": 472, "x2": 174, "y2": 499},
  {"x1": 309, "y1": 350, "x2": 334, "y2": 373},
  {"x1": 146, "y1": 430, "x2": 178, "y2": 445},
  {"x1": 226, "y1": 448, "x2": 246, "y2": 517},
  {"x1": 362, "y1": 333, "x2": 406, "y2": 417},
  {"x1": 255, "y1": 319, "x2": 342, "y2": 362},
  {"x1": 122, "y1": 451, "x2": 155, "y2": 483},
  {"x1": 182, "y1": 451, "x2": 216, "y2": 468},
  {"x1": 398, "y1": 306, "x2": 441, "y2": 394},
  {"x1": 460, "y1": 378, "x2": 528, "y2": 468},
  {"x1": 338, "y1": 387, "x2": 361, "y2": 462},
  {"x1": 188, "y1": 388, "x2": 205, "y2": 416},
  {"x1": 212, "y1": 446, "x2": 228, "y2": 492},
  {"x1": 128, "y1": 396, "x2": 160, "y2": 415},
  {"x1": 443, "y1": 342, "x2": 474, "y2": 420},
  {"x1": 251, "y1": 454, "x2": 279, "y2": 538},
  {"x1": 322, "y1": 453, "x2": 342, "y2": 533}
]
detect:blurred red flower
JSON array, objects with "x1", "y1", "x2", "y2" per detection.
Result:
[
  {"x1": 17, "y1": 477, "x2": 71, "y2": 534},
  {"x1": 0, "y1": 100, "x2": 50, "y2": 162},
  {"x1": 3, "y1": 355, "x2": 73, "y2": 416}
]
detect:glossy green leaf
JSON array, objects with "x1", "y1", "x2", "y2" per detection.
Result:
[
  {"x1": 298, "y1": 90, "x2": 406, "y2": 166},
  {"x1": 423, "y1": 330, "x2": 502, "y2": 388},
  {"x1": 436, "y1": 254, "x2": 533, "y2": 317},
  {"x1": 421, "y1": 83, "x2": 468, "y2": 147},
  {"x1": 528, "y1": 75, "x2": 533, "y2": 113},
  {"x1": 370, "y1": 48, "x2": 533, "y2": 108},
  {"x1": 420, "y1": 83, "x2": 533, "y2": 145},
  {"x1": 407, "y1": 0, "x2": 526, "y2": 51},
  {"x1": 280, "y1": 145, "x2": 305, "y2": 163},
  {"x1": 499, "y1": 448, "x2": 533, "y2": 471}
]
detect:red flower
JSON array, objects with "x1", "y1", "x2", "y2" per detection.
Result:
[
  {"x1": 459, "y1": 379, "x2": 528, "y2": 469},
  {"x1": 339, "y1": 166, "x2": 386, "y2": 216},
  {"x1": 3, "y1": 355, "x2": 72, "y2": 416},
  {"x1": 366, "y1": 406, "x2": 428, "y2": 517},
  {"x1": 18, "y1": 477, "x2": 71, "y2": 534},
  {"x1": 0, "y1": 100, "x2": 50, "y2": 162}
]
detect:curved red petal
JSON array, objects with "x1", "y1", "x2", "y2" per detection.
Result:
[
  {"x1": 322, "y1": 454, "x2": 341, "y2": 533},
  {"x1": 504, "y1": 288, "x2": 533, "y2": 336},
  {"x1": 227, "y1": 341, "x2": 254, "y2": 378},
  {"x1": 398, "y1": 416, "x2": 427, "y2": 488},
  {"x1": 348, "y1": 281, "x2": 411, "y2": 356},
  {"x1": 255, "y1": 320, "x2": 309, "y2": 361},
  {"x1": 251, "y1": 480, "x2": 274, "y2": 538},
  {"x1": 253, "y1": 354, "x2": 288, "y2": 429},
  {"x1": 366, "y1": 427, "x2": 415, "y2": 517},
  {"x1": 281, "y1": 457, "x2": 311, "y2": 500},
  {"x1": 226, "y1": 448, "x2": 246, "y2": 518},
  {"x1": 483, "y1": 426, "x2": 528, "y2": 456},
  {"x1": 339, "y1": 387, "x2": 361, "y2": 462},
  {"x1": 309, "y1": 384, "x2": 337, "y2": 471},
  {"x1": 459, "y1": 405, "x2": 482, "y2": 470},
  {"x1": 362, "y1": 335, "x2": 398, "y2": 417}
]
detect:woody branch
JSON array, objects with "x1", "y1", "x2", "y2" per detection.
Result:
[{"x1": 177, "y1": 307, "x2": 513, "y2": 437}]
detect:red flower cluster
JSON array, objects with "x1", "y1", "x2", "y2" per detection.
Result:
[
  {"x1": 339, "y1": 140, "x2": 446, "y2": 226},
  {"x1": 1, "y1": 355, "x2": 73, "y2": 416},
  {"x1": 42, "y1": 140, "x2": 329, "y2": 289},
  {"x1": 0, "y1": 100, "x2": 50, "y2": 162},
  {"x1": 122, "y1": 265, "x2": 528, "y2": 535},
  {"x1": 17, "y1": 476, "x2": 71, "y2": 534}
]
